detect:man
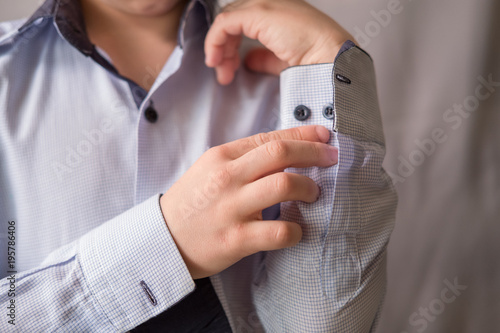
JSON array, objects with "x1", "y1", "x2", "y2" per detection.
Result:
[{"x1": 0, "y1": 0, "x2": 396, "y2": 331}]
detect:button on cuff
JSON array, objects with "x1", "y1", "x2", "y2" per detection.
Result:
[
  {"x1": 294, "y1": 105, "x2": 311, "y2": 121},
  {"x1": 322, "y1": 103, "x2": 335, "y2": 120}
]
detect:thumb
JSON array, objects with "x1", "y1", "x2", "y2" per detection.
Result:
[{"x1": 244, "y1": 48, "x2": 289, "y2": 76}]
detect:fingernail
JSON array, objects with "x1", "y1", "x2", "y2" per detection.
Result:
[
  {"x1": 316, "y1": 126, "x2": 330, "y2": 143},
  {"x1": 328, "y1": 146, "x2": 338, "y2": 163}
]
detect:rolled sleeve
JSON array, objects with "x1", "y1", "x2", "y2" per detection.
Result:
[{"x1": 253, "y1": 42, "x2": 397, "y2": 332}]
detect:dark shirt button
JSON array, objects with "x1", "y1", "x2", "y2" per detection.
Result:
[
  {"x1": 322, "y1": 103, "x2": 335, "y2": 120},
  {"x1": 144, "y1": 106, "x2": 158, "y2": 123},
  {"x1": 294, "y1": 105, "x2": 311, "y2": 121}
]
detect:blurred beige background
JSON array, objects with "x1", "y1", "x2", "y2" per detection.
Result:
[
  {"x1": 0, "y1": 0, "x2": 41, "y2": 21},
  {"x1": 1, "y1": 1, "x2": 499, "y2": 332}
]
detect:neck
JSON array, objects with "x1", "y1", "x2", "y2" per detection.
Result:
[
  {"x1": 80, "y1": 0, "x2": 189, "y2": 90},
  {"x1": 81, "y1": 0, "x2": 188, "y2": 43}
]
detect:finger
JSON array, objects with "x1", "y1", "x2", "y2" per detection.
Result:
[
  {"x1": 205, "y1": 24, "x2": 242, "y2": 85},
  {"x1": 205, "y1": 11, "x2": 259, "y2": 67},
  {"x1": 235, "y1": 140, "x2": 338, "y2": 182},
  {"x1": 220, "y1": 125, "x2": 331, "y2": 160},
  {"x1": 237, "y1": 172, "x2": 320, "y2": 216},
  {"x1": 245, "y1": 48, "x2": 288, "y2": 76},
  {"x1": 238, "y1": 220, "x2": 303, "y2": 256},
  {"x1": 215, "y1": 52, "x2": 241, "y2": 85},
  {"x1": 206, "y1": 31, "x2": 241, "y2": 66}
]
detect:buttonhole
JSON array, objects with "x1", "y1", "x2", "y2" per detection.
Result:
[{"x1": 335, "y1": 74, "x2": 351, "y2": 84}]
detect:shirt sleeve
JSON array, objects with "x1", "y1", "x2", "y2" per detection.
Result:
[
  {"x1": 0, "y1": 194, "x2": 195, "y2": 332},
  {"x1": 252, "y1": 41, "x2": 397, "y2": 332}
]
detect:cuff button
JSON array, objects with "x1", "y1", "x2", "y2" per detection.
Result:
[
  {"x1": 294, "y1": 105, "x2": 311, "y2": 121},
  {"x1": 322, "y1": 104, "x2": 335, "y2": 120}
]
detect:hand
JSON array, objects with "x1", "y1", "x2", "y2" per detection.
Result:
[
  {"x1": 160, "y1": 125, "x2": 338, "y2": 279},
  {"x1": 205, "y1": 0, "x2": 355, "y2": 85}
]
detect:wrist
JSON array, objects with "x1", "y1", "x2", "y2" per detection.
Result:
[{"x1": 300, "y1": 31, "x2": 356, "y2": 65}]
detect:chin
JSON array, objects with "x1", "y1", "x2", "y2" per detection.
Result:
[{"x1": 127, "y1": 0, "x2": 186, "y2": 16}]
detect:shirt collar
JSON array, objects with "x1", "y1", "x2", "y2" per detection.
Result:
[
  {"x1": 18, "y1": 0, "x2": 216, "y2": 57},
  {"x1": 17, "y1": 0, "x2": 217, "y2": 108}
]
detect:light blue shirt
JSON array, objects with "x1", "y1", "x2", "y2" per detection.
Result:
[{"x1": 0, "y1": 0, "x2": 396, "y2": 331}]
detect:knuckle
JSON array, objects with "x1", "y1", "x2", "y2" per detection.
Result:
[
  {"x1": 293, "y1": 127, "x2": 306, "y2": 141},
  {"x1": 215, "y1": 11, "x2": 230, "y2": 24},
  {"x1": 223, "y1": 1, "x2": 240, "y2": 12},
  {"x1": 237, "y1": 139, "x2": 254, "y2": 155},
  {"x1": 251, "y1": 132, "x2": 270, "y2": 147},
  {"x1": 252, "y1": 0, "x2": 272, "y2": 12},
  {"x1": 209, "y1": 165, "x2": 233, "y2": 189},
  {"x1": 313, "y1": 142, "x2": 323, "y2": 159},
  {"x1": 225, "y1": 160, "x2": 243, "y2": 179},
  {"x1": 274, "y1": 173, "x2": 293, "y2": 195},
  {"x1": 218, "y1": 228, "x2": 234, "y2": 253},
  {"x1": 279, "y1": 127, "x2": 303, "y2": 142},
  {"x1": 207, "y1": 145, "x2": 226, "y2": 159},
  {"x1": 226, "y1": 224, "x2": 246, "y2": 255},
  {"x1": 272, "y1": 223, "x2": 293, "y2": 246},
  {"x1": 265, "y1": 140, "x2": 288, "y2": 160}
]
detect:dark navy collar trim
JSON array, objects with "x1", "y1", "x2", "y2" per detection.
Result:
[
  {"x1": 21, "y1": 0, "x2": 216, "y2": 54},
  {"x1": 18, "y1": 0, "x2": 216, "y2": 108},
  {"x1": 20, "y1": 0, "x2": 94, "y2": 56},
  {"x1": 19, "y1": 0, "x2": 57, "y2": 33}
]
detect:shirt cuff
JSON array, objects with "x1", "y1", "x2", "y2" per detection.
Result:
[
  {"x1": 280, "y1": 40, "x2": 384, "y2": 145},
  {"x1": 78, "y1": 194, "x2": 195, "y2": 331},
  {"x1": 280, "y1": 62, "x2": 335, "y2": 132}
]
